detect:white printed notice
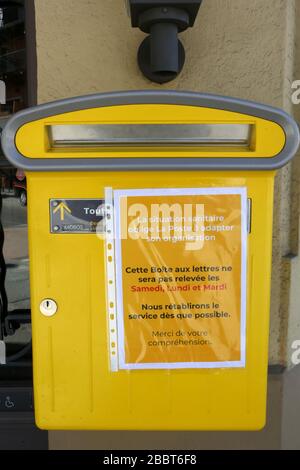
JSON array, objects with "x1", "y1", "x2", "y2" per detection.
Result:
[{"x1": 112, "y1": 187, "x2": 247, "y2": 370}]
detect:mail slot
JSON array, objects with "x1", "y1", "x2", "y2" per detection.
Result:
[{"x1": 2, "y1": 91, "x2": 299, "y2": 430}]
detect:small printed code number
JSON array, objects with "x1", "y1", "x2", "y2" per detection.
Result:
[{"x1": 147, "y1": 454, "x2": 197, "y2": 465}]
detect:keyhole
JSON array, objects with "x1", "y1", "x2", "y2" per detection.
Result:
[{"x1": 40, "y1": 299, "x2": 58, "y2": 317}]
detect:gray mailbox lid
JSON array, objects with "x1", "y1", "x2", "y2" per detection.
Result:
[{"x1": 1, "y1": 90, "x2": 299, "y2": 171}]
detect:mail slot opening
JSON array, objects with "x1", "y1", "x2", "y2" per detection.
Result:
[{"x1": 47, "y1": 123, "x2": 254, "y2": 149}]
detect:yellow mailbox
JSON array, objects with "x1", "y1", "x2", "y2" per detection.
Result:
[{"x1": 2, "y1": 91, "x2": 299, "y2": 430}]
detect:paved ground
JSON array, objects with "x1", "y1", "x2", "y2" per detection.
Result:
[
  {"x1": 1, "y1": 195, "x2": 27, "y2": 228},
  {"x1": 3, "y1": 225, "x2": 28, "y2": 261}
]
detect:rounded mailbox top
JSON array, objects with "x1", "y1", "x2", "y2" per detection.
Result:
[{"x1": 1, "y1": 90, "x2": 300, "y2": 171}]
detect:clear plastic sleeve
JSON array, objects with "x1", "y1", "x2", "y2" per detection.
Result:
[{"x1": 105, "y1": 187, "x2": 248, "y2": 371}]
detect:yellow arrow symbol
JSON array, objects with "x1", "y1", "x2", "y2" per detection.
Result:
[{"x1": 53, "y1": 202, "x2": 72, "y2": 221}]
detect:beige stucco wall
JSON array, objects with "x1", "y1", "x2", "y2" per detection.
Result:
[{"x1": 34, "y1": 0, "x2": 300, "y2": 366}]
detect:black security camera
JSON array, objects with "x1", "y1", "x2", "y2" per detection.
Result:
[{"x1": 127, "y1": 1, "x2": 203, "y2": 84}]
